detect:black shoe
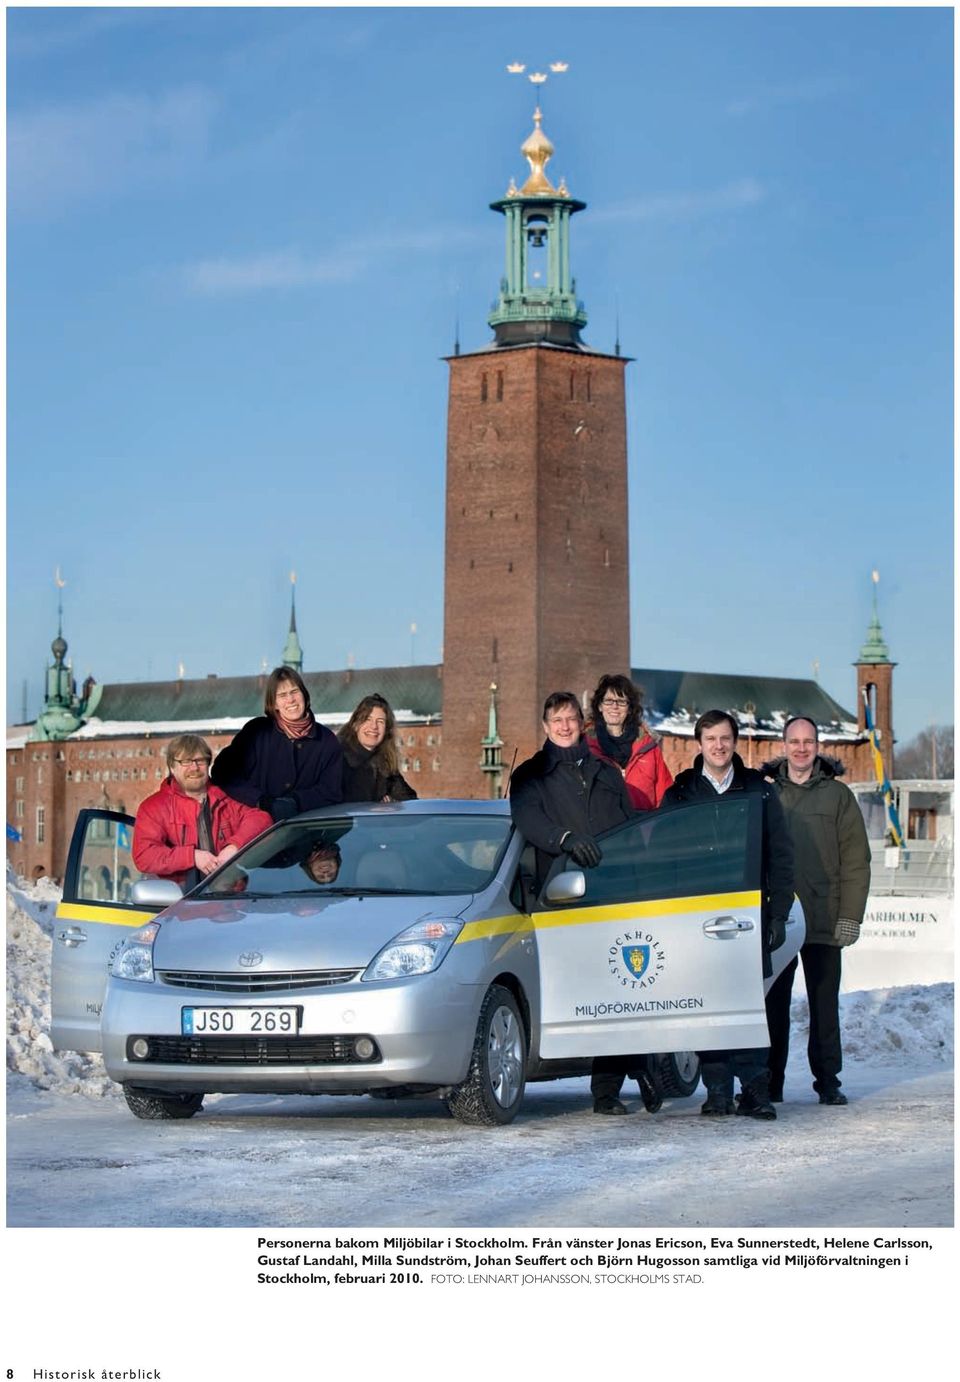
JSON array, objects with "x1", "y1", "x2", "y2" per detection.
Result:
[
  {"x1": 736, "y1": 1078, "x2": 777, "y2": 1120},
  {"x1": 818, "y1": 1089, "x2": 848, "y2": 1106},
  {"x1": 701, "y1": 1090, "x2": 736, "y2": 1116},
  {"x1": 593, "y1": 1097, "x2": 630, "y2": 1115},
  {"x1": 635, "y1": 1070, "x2": 663, "y2": 1114}
]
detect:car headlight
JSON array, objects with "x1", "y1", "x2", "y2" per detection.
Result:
[
  {"x1": 113, "y1": 922, "x2": 160, "y2": 983},
  {"x1": 362, "y1": 918, "x2": 464, "y2": 981}
]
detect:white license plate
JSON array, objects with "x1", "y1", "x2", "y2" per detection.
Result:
[{"x1": 181, "y1": 1006, "x2": 300, "y2": 1036}]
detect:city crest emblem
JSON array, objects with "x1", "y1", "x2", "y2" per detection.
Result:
[
  {"x1": 608, "y1": 929, "x2": 666, "y2": 989},
  {"x1": 620, "y1": 944, "x2": 650, "y2": 981}
]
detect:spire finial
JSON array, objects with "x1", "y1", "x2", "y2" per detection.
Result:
[
  {"x1": 282, "y1": 569, "x2": 304, "y2": 670},
  {"x1": 858, "y1": 568, "x2": 891, "y2": 663}
]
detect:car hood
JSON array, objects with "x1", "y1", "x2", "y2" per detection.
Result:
[{"x1": 150, "y1": 892, "x2": 476, "y2": 973}]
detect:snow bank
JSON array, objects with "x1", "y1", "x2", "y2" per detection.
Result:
[
  {"x1": 6, "y1": 877, "x2": 118, "y2": 1099},
  {"x1": 4, "y1": 876, "x2": 954, "y2": 1103}
]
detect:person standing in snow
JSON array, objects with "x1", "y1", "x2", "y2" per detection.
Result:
[
  {"x1": 584, "y1": 673, "x2": 673, "y2": 810},
  {"x1": 583, "y1": 672, "x2": 673, "y2": 1112},
  {"x1": 509, "y1": 691, "x2": 664, "y2": 1116},
  {"x1": 211, "y1": 666, "x2": 343, "y2": 822},
  {"x1": 133, "y1": 734, "x2": 272, "y2": 891},
  {"x1": 762, "y1": 716, "x2": 871, "y2": 1105},
  {"x1": 660, "y1": 710, "x2": 793, "y2": 1120}
]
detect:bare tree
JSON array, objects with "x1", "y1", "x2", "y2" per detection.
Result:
[{"x1": 895, "y1": 724, "x2": 954, "y2": 779}]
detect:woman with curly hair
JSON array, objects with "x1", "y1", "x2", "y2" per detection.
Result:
[
  {"x1": 338, "y1": 694, "x2": 417, "y2": 804},
  {"x1": 585, "y1": 673, "x2": 672, "y2": 811}
]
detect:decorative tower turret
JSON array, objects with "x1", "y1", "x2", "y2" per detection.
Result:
[
  {"x1": 855, "y1": 570, "x2": 895, "y2": 779},
  {"x1": 441, "y1": 79, "x2": 630, "y2": 796},
  {"x1": 488, "y1": 105, "x2": 587, "y2": 348},
  {"x1": 30, "y1": 572, "x2": 97, "y2": 741},
  {"x1": 479, "y1": 682, "x2": 505, "y2": 798},
  {"x1": 282, "y1": 570, "x2": 304, "y2": 672}
]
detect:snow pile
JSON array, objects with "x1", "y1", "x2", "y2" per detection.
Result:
[
  {"x1": 803, "y1": 983, "x2": 954, "y2": 1065},
  {"x1": 6, "y1": 878, "x2": 118, "y2": 1099}
]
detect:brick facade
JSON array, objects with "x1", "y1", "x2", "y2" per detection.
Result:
[{"x1": 440, "y1": 345, "x2": 630, "y2": 796}]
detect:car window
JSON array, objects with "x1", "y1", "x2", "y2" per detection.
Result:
[
  {"x1": 200, "y1": 814, "x2": 512, "y2": 899},
  {"x1": 547, "y1": 796, "x2": 760, "y2": 907},
  {"x1": 71, "y1": 814, "x2": 144, "y2": 905}
]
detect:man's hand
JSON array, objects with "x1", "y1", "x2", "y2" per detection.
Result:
[
  {"x1": 194, "y1": 849, "x2": 219, "y2": 876},
  {"x1": 215, "y1": 844, "x2": 239, "y2": 867},
  {"x1": 834, "y1": 917, "x2": 861, "y2": 947},
  {"x1": 561, "y1": 833, "x2": 602, "y2": 868},
  {"x1": 766, "y1": 916, "x2": 787, "y2": 951}
]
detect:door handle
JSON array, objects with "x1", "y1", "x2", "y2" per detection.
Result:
[
  {"x1": 57, "y1": 927, "x2": 87, "y2": 947},
  {"x1": 703, "y1": 915, "x2": 754, "y2": 938}
]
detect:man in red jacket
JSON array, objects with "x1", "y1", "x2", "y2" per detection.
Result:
[{"x1": 133, "y1": 734, "x2": 273, "y2": 890}]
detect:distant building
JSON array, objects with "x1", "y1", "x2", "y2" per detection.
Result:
[{"x1": 6, "y1": 100, "x2": 895, "y2": 881}]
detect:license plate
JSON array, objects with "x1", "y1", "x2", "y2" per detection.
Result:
[{"x1": 181, "y1": 1006, "x2": 300, "y2": 1036}]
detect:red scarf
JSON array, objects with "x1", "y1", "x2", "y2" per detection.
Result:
[{"x1": 274, "y1": 710, "x2": 314, "y2": 740}]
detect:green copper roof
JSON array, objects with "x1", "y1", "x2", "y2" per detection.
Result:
[
  {"x1": 631, "y1": 667, "x2": 858, "y2": 736},
  {"x1": 857, "y1": 613, "x2": 891, "y2": 663},
  {"x1": 89, "y1": 665, "x2": 443, "y2": 724}
]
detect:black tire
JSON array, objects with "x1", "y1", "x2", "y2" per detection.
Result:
[
  {"x1": 123, "y1": 1087, "x2": 204, "y2": 1120},
  {"x1": 654, "y1": 1051, "x2": 701, "y2": 1099},
  {"x1": 446, "y1": 984, "x2": 527, "y2": 1127}
]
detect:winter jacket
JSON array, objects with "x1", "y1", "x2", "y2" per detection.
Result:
[
  {"x1": 132, "y1": 778, "x2": 272, "y2": 888},
  {"x1": 660, "y1": 753, "x2": 794, "y2": 976},
  {"x1": 760, "y1": 755, "x2": 871, "y2": 946},
  {"x1": 340, "y1": 742, "x2": 418, "y2": 804},
  {"x1": 210, "y1": 715, "x2": 344, "y2": 820},
  {"x1": 584, "y1": 729, "x2": 673, "y2": 810},
  {"x1": 510, "y1": 741, "x2": 635, "y2": 886}
]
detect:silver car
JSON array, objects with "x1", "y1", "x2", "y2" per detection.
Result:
[{"x1": 52, "y1": 796, "x2": 803, "y2": 1125}]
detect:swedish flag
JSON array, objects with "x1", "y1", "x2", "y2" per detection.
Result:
[{"x1": 862, "y1": 689, "x2": 903, "y2": 846}]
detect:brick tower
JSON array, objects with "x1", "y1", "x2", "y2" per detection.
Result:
[{"x1": 441, "y1": 103, "x2": 630, "y2": 797}]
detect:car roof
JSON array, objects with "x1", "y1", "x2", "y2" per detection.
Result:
[{"x1": 291, "y1": 798, "x2": 512, "y2": 822}]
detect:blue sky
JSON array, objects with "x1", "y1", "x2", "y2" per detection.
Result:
[{"x1": 6, "y1": 5, "x2": 953, "y2": 745}]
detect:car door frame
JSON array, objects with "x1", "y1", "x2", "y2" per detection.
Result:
[
  {"x1": 52, "y1": 808, "x2": 162, "y2": 1053},
  {"x1": 530, "y1": 794, "x2": 770, "y2": 1060}
]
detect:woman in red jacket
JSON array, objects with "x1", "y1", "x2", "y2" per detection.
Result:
[
  {"x1": 584, "y1": 674, "x2": 674, "y2": 1115},
  {"x1": 585, "y1": 673, "x2": 673, "y2": 810}
]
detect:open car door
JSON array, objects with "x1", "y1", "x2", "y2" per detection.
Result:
[
  {"x1": 52, "y1": 808, "x2": 157, "y2": 1052},
  {"x1": 535, "y1": 795, "x2": 769, "y2": 1060}
]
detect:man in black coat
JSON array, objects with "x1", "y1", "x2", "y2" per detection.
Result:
[
  {"x1": 510, "y1": 690, "x2": 659, "y2": 1117},
  {"x1": 660, "y1": 710, "x2": 794, "y2": 1120}
]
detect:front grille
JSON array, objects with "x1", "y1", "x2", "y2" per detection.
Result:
[
  {"x1": 158, "y1": 968, "x2": 362, "y2": 993},
  {"x1": 127, "y1": 1035, "x2": 382, "y2": 1066}
]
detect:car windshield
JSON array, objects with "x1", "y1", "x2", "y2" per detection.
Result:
[{"x1": 199, "y1": 813, "x2": 512, "y2": 899}]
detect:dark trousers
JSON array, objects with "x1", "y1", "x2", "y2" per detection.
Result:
[
  {"x1": 590, "y1": 1055, "x2": 638, "y2": 1101},
  {"x1": 698, "y1": 1048, "x2": 769, "y2": 1095},
  {"x1": 766, "y1": 943, "x2": 843, "y2": 1095}
]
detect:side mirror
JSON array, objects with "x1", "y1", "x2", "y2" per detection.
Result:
[
  {"x1": 543, "y1": 869, "x2": 586, "y2": 905},
  {"x1": 131, "y1": 878, "x2": 183, "y2": 908}
]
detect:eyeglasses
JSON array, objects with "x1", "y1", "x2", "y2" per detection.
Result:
[
  {"x1": 600, "y1": 698, "x2": 629, "y2": 708},
  {"x1": 174, "y1": 757, "x2": 209, "y2": 768}
]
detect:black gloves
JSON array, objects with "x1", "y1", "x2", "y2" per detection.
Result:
[
  {"x1": 766, "y1": 916, "x2": 787, "y2": 951},
  {"x1": 260, "y1": 795, "x2": 298, "y2": 821},
  {"x1": 561, "y1": 833, "x2": 602, "y2": 868}
]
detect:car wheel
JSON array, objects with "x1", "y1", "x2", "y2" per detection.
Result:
[
  {"x1": 655, "y1": 1051, "x2": 701, "y2": 1098},
  {"x1": 122, "y1": 1087, "x2": 204, "y2": 1120},
  {"x1": 446, "y1": 984, "x2": 527, "y2": 1127}
]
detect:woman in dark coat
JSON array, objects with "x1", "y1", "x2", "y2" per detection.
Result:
[
  {"x1": 338, "y1": 694, "x2": 417, "y2": 804},
  {"x1": 211, "y1": 667, "x2": 343, "y2": 821}
]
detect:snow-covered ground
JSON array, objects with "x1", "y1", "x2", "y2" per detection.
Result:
[{"x1": 6, "y1": 876, "x2": 954, "y2": 1228}]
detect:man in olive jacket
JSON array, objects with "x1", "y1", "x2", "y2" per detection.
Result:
[{"x1": 762, "y1": 716, "x2": 871, "y2": 1105}]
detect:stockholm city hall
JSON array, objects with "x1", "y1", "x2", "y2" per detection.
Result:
[{"x1": 8, "y1": 93, "x2": 894, "y2": 881}]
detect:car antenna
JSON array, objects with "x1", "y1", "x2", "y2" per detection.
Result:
[{"x1": 501, "y1": 747, "x2": 519, "y2": 797}]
